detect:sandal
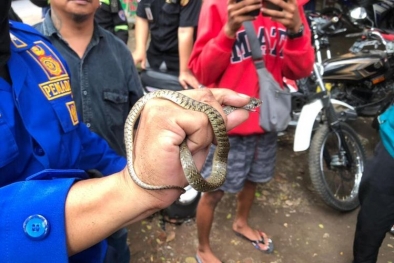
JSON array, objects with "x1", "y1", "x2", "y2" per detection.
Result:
[{"x1": 234, "y1": 230, "x2": 274, "y2": 254}]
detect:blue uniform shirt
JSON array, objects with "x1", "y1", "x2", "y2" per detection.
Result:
[{"x1": 0, "y1": 21, "x2": 127, "y2": 262}]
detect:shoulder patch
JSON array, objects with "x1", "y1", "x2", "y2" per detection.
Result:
[
  {"x1": 118, "y1": 10, "x2": 126, "y2": 21},
  {"x1": 66, "y1": 101, "x2": 79, "y2": 126},
  {"x1": 10, "y1": 33, "x2": 28, "y2": 49}
]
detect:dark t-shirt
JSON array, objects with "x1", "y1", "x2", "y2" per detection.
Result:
[{"x1": 136, "y1": 0, "x2": 201, "y2": 72}]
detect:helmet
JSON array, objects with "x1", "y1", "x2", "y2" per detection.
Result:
[{"x1": 161, "y1": 185, "x2": 201, "y2": 224}]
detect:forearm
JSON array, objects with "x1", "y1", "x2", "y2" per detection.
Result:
[
  {"x1": 65, "y1": 167, "x2": 174, "y2": 255},
  {"x1": 178, "y1": 27, "x2": 194, "y2": 73},
  {"x1": 134, "y1": 16, "x2": 149, "y2": 53}
]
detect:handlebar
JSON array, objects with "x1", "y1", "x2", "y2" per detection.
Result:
[
  {"x1": 311, "y1": 16, "x2": 346, "y2": 37},
  {"x1": 320, "y1": 16, "x2": 339, "y2": 32}
]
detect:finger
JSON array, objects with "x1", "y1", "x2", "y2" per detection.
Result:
[
  {"x1": 180, "y1": 88, "x2": 251, "y2": 130},
  {"x1": 208, "y1": 88, "x2": 253, "y2": 109},
  {"x1": 179, "y1": 79, "x2": 188, "y2": 90},
  {"x1": 141, "y1": 60, "x2": 146, "y2": 69}
]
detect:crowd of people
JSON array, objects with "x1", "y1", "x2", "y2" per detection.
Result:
[{"x1": 2, "y1": 0, "x2": 394, "y2": 262}]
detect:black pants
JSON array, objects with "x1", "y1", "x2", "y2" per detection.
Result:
[{"x1": 353, "y1": 143, "x2": 394, "y2": 263}]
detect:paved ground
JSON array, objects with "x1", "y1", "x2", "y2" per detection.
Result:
[
  {"x1": 127, "y1": 118, "x2": 394, "y2": 263},
  {"x1": 12, "y1": 3, "x2": 394, "y2": 262}
]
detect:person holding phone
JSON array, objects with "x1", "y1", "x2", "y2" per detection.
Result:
[{"x1": 189, "y1": 0, "x2": 314, "y2": 262}]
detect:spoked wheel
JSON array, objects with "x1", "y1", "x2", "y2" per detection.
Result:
[{"x1": 309, "y1": 122, "x2": 366, "y2": 211}]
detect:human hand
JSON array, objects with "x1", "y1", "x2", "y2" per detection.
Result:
[
  {"x1": 130, "y1": 89, "x2": 252, "y2": 201},
  {"x1": 178, "y1": 70, "x2": 200, "y2": 89},
  {"x1": 261, "y1": 0, "x2": 302, "y2": 32},
  {"x1": 224, "y1": 0, "x2": 262, "y2": 38},
  {"x1": 132, "y1": 50, "x2": 147, "y2": 69}
]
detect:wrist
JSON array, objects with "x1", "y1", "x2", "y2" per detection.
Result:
[
  {"x1": 224, "y1": 25, "x2": 236, "y2": 39},
  {"x1": 286, "y1": 23, "x2": 304, "y2": 39}
]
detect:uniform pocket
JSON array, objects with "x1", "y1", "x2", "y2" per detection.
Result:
[{"x1": 104, "y1": 91, "x2": 129, "y2": 104}]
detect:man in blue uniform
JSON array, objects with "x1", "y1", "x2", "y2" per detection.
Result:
[{"x1": 0, "y1": 1, "x2": 253, "y2": 261}]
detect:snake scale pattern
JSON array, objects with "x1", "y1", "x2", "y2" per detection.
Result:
[{"x1": 124, "y1": 90, "x2": 262, "y2": 192}]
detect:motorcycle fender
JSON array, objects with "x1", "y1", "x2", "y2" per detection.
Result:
[
  {"x1": 293, "y1": 99, "x2": 355, "y2": 152},
  {"x1": 293, "y1": 99, "x2": 324, "y2": 152}
]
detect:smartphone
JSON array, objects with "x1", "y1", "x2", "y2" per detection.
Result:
[
  {"x1": 236, "y1": 0, "x2": 260, "y2": 17},
  {"x1": 263, "y1": 0, "x2": 285, "y2": 12}
]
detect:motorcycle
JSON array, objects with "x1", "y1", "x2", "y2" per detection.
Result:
[
  {"x1": 293, "y1": 64, "x2": 366, "y2": 212},
  {"x1": 292, "y1": 12, "x2": 367, "y2": 212},
  {"x1": 320, "y1": 0, "x2": 394, "y2": 30},
  {"x1": 324, "y1": 8, "x2": 394, "y2": 117}
]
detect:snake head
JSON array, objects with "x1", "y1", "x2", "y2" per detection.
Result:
[{"x1": 244, "y1": 97, "x2": 262, "y2": 111}]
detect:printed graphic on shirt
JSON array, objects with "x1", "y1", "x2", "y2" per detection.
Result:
[
  {"x1": 231, "y1": 26, "x2": 287, "y2": 63},
  {"x1": 10, "y1": 33, "x2": 28, "y2": 48},
  {"x1": 66, "y1": 101, "x2": 79, "y2": 125},
  {"x1": 38, "y1": 76, "x2": 72, "y2": 100}
]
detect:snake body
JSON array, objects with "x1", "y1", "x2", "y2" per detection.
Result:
[{"x1": 124, "y1": 90, "x2": 261, "y2": 192}]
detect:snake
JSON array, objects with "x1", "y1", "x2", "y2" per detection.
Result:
[{"x1": 124, "y1": 89, "x2": 262, "y2": 192}]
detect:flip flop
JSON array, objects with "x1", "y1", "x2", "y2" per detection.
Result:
[
  {"x1": 234, "y1": 230, "x2": 274, "y2": 254},
  {"x1": 195, "y1": 253, "x2": 224, "y2": 263}
]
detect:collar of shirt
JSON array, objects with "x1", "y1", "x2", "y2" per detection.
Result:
[{"x1": 40, "y1": 10, "x2": 104, "y2": 44}]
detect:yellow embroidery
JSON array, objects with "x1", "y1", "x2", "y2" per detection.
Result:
[
  {"x1": 31, "y1": 45, "x2": 46, "y2": 56},
  {"x1": 39, "y1": 56, "x2": 63, "y2": 76},
  {"x1": 39, "y1": 76, "x2": 72, "y2": 100},
  {"x1": 66, "y1": 101, "x2": 79, "y2": 125},
  {"x1": 27, "y1": 41, "x2": 68, "y2": 80}
]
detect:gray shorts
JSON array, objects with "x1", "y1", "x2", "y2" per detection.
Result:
[{"x1": 201, "y1": 133, "x2": 277, "y2": 193}]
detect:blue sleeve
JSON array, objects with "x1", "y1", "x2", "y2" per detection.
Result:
[
  {"x1": 77, "y1": 123, "x2": 127, "y2": 175},
  {"x1": 0, "y1": 170, "x2": 81, "y2": 262}
]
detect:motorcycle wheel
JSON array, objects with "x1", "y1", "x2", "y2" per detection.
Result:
[{"x1": 309, "y1": 122, "x2": 366, "y2": 211}]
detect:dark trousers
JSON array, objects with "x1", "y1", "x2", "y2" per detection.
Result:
[
  {"x1": 353, "y1": 143, "x2": 394, "y2": 263},
  {"x1": 105, "y1": 228, "x2": 130, "y2": 263}
]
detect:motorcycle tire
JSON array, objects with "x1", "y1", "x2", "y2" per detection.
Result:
[{"x1": 309, "y1": 122, "x2": 366, "y2": 212}]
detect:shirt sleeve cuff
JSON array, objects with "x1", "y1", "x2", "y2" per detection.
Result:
[
  {"x1": 285, "y1": 35, "x2": 310, "y2": 52},
  {"x1": 0, "y1": 171, "x2": 83, "y2": 262}
]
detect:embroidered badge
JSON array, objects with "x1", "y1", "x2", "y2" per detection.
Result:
[
  {"x1": 66, "y1": 101, "x2": 79, "y2": 125},
  {"x1": 31, "y1": 45, "x2": 45, "y2": 56},
  {"x1": 27, "y1": 41, "x2": 68, "y2": 79},
  {"x1": 39, "y1": 56, "x2": 63, "y2": 76},
  {"x1": 118, "y1": 10, "x2": 126, "y2": 21},
  {"x1": 39, "y1": 76, "x2": 72, "y2": 100}
]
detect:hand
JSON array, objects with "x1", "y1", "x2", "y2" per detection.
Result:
[
  {"x1": 179, "y1": 70, "x2": 200, "y2": 89},
  {"x1": 132, "y1": 50, "x2": 147, "y2": 69},
  {"x1": 261, "y1": 0, "x2": 302, "y2": 32},
  {"x1": 224, "y1": 0, "x2": 262, "y2": 38},
  {"x1": 131, "y1": 88, "x2": 252, "y2": 202}
]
